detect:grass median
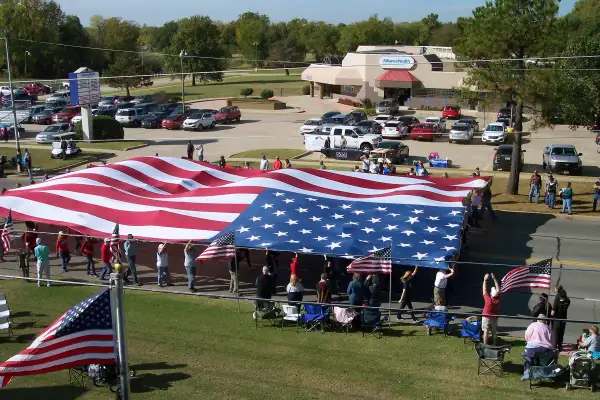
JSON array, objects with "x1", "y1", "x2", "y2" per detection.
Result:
[
  {"x1": 230, "y1": 148, "x2": 306, "y2": 160},
  {"x1": 0, "y1": 279, "x2": 584, "y2": 400},
  {"x1": 0, "y1": 146, "x2": 113, "y2": 174}
]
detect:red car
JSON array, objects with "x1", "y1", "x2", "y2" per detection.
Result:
[
  {"x1": 52, "y1": 105, "x2": 81, "y2": 123},
  {"x1": 162, "y1": 114, "x2": 186, "y2": 130},
  {"x1": 215, "y1": 106, "x2": 241, "y2": 124},
  {"x1": 26, "y1": 82, "x2": 52, "y2": 95},
  {"x1": 411, "y1": 123, "x2": 439, "y2": 141},
  {"x1": 442, "y1": 105, "x2": 461, "y2": 120}
]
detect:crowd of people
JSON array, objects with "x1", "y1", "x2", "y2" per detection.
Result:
[{"x1": 528, "y1": 170, "x2": 577, "y2": 215}]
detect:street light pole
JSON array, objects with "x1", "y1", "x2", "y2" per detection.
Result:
[
  {"x1": 253, "y1": 41, "x2": 258, "y2": 72},
  {"x1": 179, "y1": 50, "x2": 187, "y2": 111},
  {"x1": 24, "y1": 50, "x2": 30, "y2": 77},
  {"x1": 141, "y1": 46, "x2": 146, "y2": 68},
  {"x1": 2, "y1": 28, "x2": 22, "y2": 165}
]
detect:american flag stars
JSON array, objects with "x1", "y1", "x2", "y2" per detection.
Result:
[{"x1": 225, "y1": 189, "x2": 466, "y2": 267}]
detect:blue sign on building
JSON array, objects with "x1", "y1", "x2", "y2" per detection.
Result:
[
  {"x1": 406, "y1": 97, "x2": 411, "y2": 103},
  {"x1": 425, "y1": 98, "x2": 430, "y2": 104}
]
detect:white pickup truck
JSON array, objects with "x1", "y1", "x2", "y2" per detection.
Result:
[{"x1": 304, "y1": 125, "x2": 382, "y2": 151}]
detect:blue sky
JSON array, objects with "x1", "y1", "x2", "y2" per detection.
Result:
[{"x1": 57, "y1": 0, "x2": 577, "y2": 26}]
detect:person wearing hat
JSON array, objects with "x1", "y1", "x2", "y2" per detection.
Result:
[
  {"x1": 34, "y1": 237, "x2": 50, "y2": 287},
  {"x1": 532, "y1": 293, "x2": 552, "y2": 324},
  {"x1": 81, "y1": 236, "x2": 97, "y2": 276},
  {"x1": 99, "y1": 238, "x2": 113, "y2": 280},
  {"x1": 482, "y1": 273, "x2": 501, "y2": 345},
  {"x1": 398, "y1": 266, "x2": 419, "y2": 323},
  {"x1": 55, "y1": 231, "x2": 71, "y2": 272},
  {"x1": 124, "y1": 234, "x2": 140, "y2": 286},
  {"x1": 528, "y1": 170, "x2": 542, "y2": 204},
  {"x1": 156, "y1": 243, "x2": 173, "y2": 287},
  {"x1": 524, "y1": 314, "x2": 555, "y2": 360}
]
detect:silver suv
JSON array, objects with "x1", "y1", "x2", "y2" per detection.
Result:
[
  {"x1": 375, "y1": 98, "x2": 399, "y2": 115},
  {"x1": 115, "y1": 108, "x2": 149, "y2": 127},
  {"x1": 542, "y1": 144, "x2": 583, "y2": 175}
]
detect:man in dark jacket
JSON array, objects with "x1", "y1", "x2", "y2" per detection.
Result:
[
  {"x1": 551, "y1": 285, "x2": 571, "y2": 351},
  {"x1": 186, "y1": 141, "x2": 194, "y2": 159},
  {"x1": 255, "y1": 266, "x2": 272, "y2": 308},
  {"x1": 531, "y1": 293, "x2": 552, "y2": 324}
]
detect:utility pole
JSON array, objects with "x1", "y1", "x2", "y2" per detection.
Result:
[
  {"x1": 253, "y1": 42, "x2": 258, "y2": 72},
  {"x1": 24, "y1": 50, "x2": 30, "y2": 77},
  {"x1": 179, "y1": 50, "x2": 187, "y2": 111},
  {"x1": 2, "y1": 28, "x2": 22, "y2": 171}
]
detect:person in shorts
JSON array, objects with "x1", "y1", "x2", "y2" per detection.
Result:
[{"x1": 482, "y1": 273, "x2": 501, "y2": 345}]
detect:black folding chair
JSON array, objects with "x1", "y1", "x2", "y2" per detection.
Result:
[{"x1": 475, "y1": 343, "x2": 511, "y2": 376}]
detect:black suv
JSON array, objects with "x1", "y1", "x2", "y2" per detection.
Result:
[{"x1": 493, "y1": 145, "x2": 525, "y2": 171}]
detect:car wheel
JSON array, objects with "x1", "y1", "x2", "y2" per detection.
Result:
[
  {"x1": 211, "y1": 122, "x2": 216, "y2": 129},
  {"x1": 359, "y1": 143, "x2": 373, "y2": 152},
  {"x1": 198, "y1": 124, "x2": 203, "y2": 131}
]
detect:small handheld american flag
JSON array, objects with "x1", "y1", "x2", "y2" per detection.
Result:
[
  {"x1": 110, "y1": 221, "x2": 120, "y2": 262},
  {"x1": 1, "y1": 210, "x2": 14, "y2": 252},
  {"x1": 197, "y1": 231, "x2": 236, "y2": 260},
  {"x1": 500, "y1": 259, "x2": 552, "y2": 293},
  {"x1": 0, "y1": 288, "x2": 116, "y2": 388},
  {"x1": 347, "y1": 247, "x2": 392, "y2": 275}
]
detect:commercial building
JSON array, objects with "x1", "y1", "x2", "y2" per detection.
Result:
[{"x1": 301, "y1": 46, "x2": 467, "y2": 109}]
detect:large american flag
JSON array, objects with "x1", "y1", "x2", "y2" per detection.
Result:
[
  {"x1": 500, "y1": 259, "x2": 552, "y2": 293},
  {"x1": 347, "y1": 247, "x2": 392, "y2": 274},
  {"x1": 0, "y1": 288, "x2": 115, "y2": 387},
  {"x1": 197, "y1": 231, "x2": 235, "y2": 260},
  {"x1": 1, "y1": 210, "x2": 13, "y2": 252},
  {"x1": 0, "y1": 157, "x2": 489, "y2": 265}
]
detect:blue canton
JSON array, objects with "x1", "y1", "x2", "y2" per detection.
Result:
[
  {"x1": 56, "y1": 288, "x2": 113, "y2": 337},
  {"x1": 224, "y1": 189, "x2": 465, "y2": 268}
]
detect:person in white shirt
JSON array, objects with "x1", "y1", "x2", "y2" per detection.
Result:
[
  {"x1": 369, "y1": 162, "x2": 378, "y2": 174},
  {"x1": 156, "y1": 243, "x2": 173, "y2": 287},
  {"x1": 361, "y1": 156, "x2": 370, "y2": 172},
  {"x1": 286, "y1": 274, "x2": 304, "y2": 311},
  {"x1": 259, "y1": 155, "x2": 269, "y2": 170},
  {"x1": 434, "y1": 267, "x2": 454, "y2": 306},
  {"x1": 470, "y1": 189, "x2": 482, "y2": 227}
]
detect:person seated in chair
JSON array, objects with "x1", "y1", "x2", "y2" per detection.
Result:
[
  {"x1": 578, "y1": 325, "x2": 599, "y2": 353},
  {"x1": 286, "y1": 274, "x2": 304, "y2": 312},
  {"x1": 524, "y1": 314, "x2": 555, "y2": 359}
]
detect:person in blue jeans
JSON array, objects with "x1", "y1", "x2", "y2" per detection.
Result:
[
  {"x1": 124, "y1": 234, "x2": 140, "y2": 286},
  {"x1": 528, "y1": 170, "x2": 542, "y2": 203},
  {"x1": 546, "y1": 176, "x2": 558, "y2": 209},
  {"x1": 593, "y1": 178, "x2": 600, "y2": 212},
  {"x1": 156, "y1": 243, "x2": 173, "y2": 287},
  {"x1": 561, "y1": 182, "x2": 573, "y2": 215},
  {"x1": 479, "y1": 185, "x2": 497, "y2": 220}
]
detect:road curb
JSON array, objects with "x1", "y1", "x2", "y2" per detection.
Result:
[
  {"x1": 497, "y1": 208, "x2": 600, "y2": 221},
  {"x1": 124, "y1": 142, "x2": 152, "y2": 151}
]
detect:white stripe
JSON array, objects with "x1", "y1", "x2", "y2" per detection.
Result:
[
  {"x1": 0, "y1": 197, "x2": 220, "y2": 240},
  {"x1": 6, "y1": 341, "x2": 115, "y2": 362},
  {"x1": 114, "y1": 160, "x2": 208, "y2": 190},
  {"x1": 161, "y1": 157, "x2": 247, "y2": 183},
  {"x1": 0, "y1": 352, "x2": 115, "y2": 373},
  {"x1": 38, "y1": 190, "x2": 240, "y2": 222},
  {"x1": 319, "y1": 170, "x2": 488, "y2": 188},
  {"x1": 24, "y1": 328, "x2": 109, "y2": 350},
  {"x1": 41, "y1": 170, "x2": 170, "y2": 195}
]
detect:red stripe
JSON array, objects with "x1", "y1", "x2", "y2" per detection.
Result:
[
  {"x1": 0, "y1": 357, "x2": 115, "y2": 380},
  {"x1": 16, "y1": 334, "x2": 114, "y2": 356},
  {"x1": 1, "y1": 345, "x2": 115, "y2": 368}
]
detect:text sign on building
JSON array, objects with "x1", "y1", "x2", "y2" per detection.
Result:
[
  {"x1": 378, "y1": 55, "x2": 415, "y2": 70},
  {"x1": 342, "y1": 86, "x2": 354, "y2": 94},
  {"x1": 68, "y1": 71, "x2": 101, "y2": 106}
]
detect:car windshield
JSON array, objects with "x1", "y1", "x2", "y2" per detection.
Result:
[
  {"x1": 497, "y1": 148, "x2": 512, "y2": 155},
  {"x1": 218, "y1": 108, "x2": 231, "y2": 114},
  {"x1": 117, "y1": 110, "x2": 135, "y2": 116},
  {"x1": 304, "y1": 120, "x2": 321, "y2": 126},
  {"x1": 187, "y1": 113, "x2": 202, "y2": 119},
  {"x1": 377, "y1": 142, "x2": 397, "y2": 149},
  {"x1": 43, "y1": 125, "x2": 62, "y2": 132},
  {"x1": 452, "y1": 125, "x2": 469, "y2": 131},
  {"x1": 60, "y1": 107, "x2": 73, "y2": 113},
  {"x1": 425, "y1": 118, "x2": 438, "y2": 123},
  {"x1": 445, "y1": 106, "x2": 458, "y2": 111},
  {"x1": 378, "y1": 101, "x2": 390, "y2": 107},
  {"x1": 551, "y1": 147, "x2": 577, "y2": 156},
  {"x1": 487, "y1": 125, "x2": 504, "y2": 132},
  {"x1": 459, "y1": 118, "x2": 474, "y2": 123}
]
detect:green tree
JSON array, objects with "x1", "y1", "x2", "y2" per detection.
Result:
[
  {"x1": 338, "y1": 15, "x2": 394, "y2": 53},
  {"x1": 417, "y1": 13, "x2": 441, "y2": 45},
  {"x1": 301, "y1": 21, "x2": 341, "y2": 62},
  {"x1": 152, "y1": 21, "x2": 179, "y2": 51},
  {"x1": 393, "y1": 22, "x2": 421, "y2": 46},
  {"x1": 454, "y1": 0, "x2": 560, "y2": 195},
  {"x1": 430, "y1": 23, "x2": 460, "y2": 47},
  {"x1": 165, "y1": 15, "x2": 228, "y2": 87},
  {"x1": 53, "y1": 15, "x2": 91, "y2": 77},
  {"x1": 106, "y1": 53, "x2": 144, "y2": 96},
  {"x1": 551, "y1": 20, "x2": 600, "y2": 127},
  {"x1": 240, "y1": 88, "x2": 253, "y2": 98},
  {"x1": 268, "y1": 21, "x2": 307, "y2": 72},
  {"x1": 236, "y1": 12, "x2": 270, "y2": 68}
]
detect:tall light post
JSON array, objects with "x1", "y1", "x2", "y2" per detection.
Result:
[
  {"x1": 179, "y1": 50, "x2": 187, "y2": 111},
  {"x1": 141, "y1": 46, "x2": 146, "y2": 68},
  {"x1": 2, "y1": 28, "x2": 21, "y2": 167},
  {"x1": 24, "y1": 50, "x2": 30, "y2": 77},
  {"x1": 253, "y1": 41, "x2": 258, "y2": 72}
]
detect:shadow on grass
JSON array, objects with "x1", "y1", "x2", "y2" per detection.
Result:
[
  {"x1": 0, "y1": 385, "x2": 88, "y2": 399},
  {"x1": 131, "y1": 372, "x2": 191, "y2": 393}
]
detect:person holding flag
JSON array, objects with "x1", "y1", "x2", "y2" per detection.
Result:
[
  {"x1": 0, "y1": 209, "x2": 14, "y2": 262},
  {"x1": 34, "y1": 237, "x2": 50, "y2": 287},
  {"x1": 55, "y1": 231, "x2": 71, "y2": 273},
  {"x1": 482, "y1": 273, "x2": 501, "y2": 345}
]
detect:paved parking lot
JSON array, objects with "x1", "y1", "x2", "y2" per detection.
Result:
[{"x1": 17, "y1": 96, "x2": 600, "y2": 174}]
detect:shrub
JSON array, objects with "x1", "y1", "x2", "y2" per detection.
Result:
[
  {"x1": 337, "y1": 98, "x2": 362, "y2": 107},
  {"x1": 74, "y1": 115, "x2": 125, "y2": 140},
  {"x1": 152, "y1": 91, "x2": 169, "y2": 104},
  {"x1": 301, "y1": 85, "x2": 310, "y2": 95},
  {"x1": 260, "y1": 89, "x2": 274, "y2": 100},
  {"x1": 240, "y1": 88, "x2": 254, "y2": 98},
  {"x1": 360, "y1": 98, "x2": 373, "y2": 109}
]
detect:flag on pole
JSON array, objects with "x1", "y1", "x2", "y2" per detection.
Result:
[
  {"x1": 347, "y1": 247, "x2": 392, "y2": 274},
  {"x1": 0, "y1": 288, "x2": 115, "y2": 388},
  {"x1": 197, "y1": 231, "x2": 235, "y2": 260},
  {"x1": 1, "y1": 210, "x2": 14, "y2": 252},
  {"x1": 500, "y1": 259, "x2": 552, "y2": 293},
  {"x1": 110, "y1": 221, "x2": 120, "y2": 262}
]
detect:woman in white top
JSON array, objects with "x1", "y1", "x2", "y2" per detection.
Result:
[
  {"x1": 286, "y1": 274, "x2": 304, "y2": 311},
  {"x1": 156, "y1": 243, "x2": 173, "y2": 287}
]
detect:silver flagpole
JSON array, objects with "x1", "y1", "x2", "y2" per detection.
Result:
[
  {"x1": 388, "y1": 244, "x2": 392, "y2": 327},
  {"x1": 111, "y1": 264, "x2": 131, "y2": 399}
]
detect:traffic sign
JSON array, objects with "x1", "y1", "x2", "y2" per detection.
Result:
[
  {"x1": 444, "y1": 99, "x2": 449, "y2": 104},
  {"x1": 68, "y1": 71, "x2": 100, "y2": 106},
  {"x1": 425, "y1": 97, "x2": 430, "y2": 103}
]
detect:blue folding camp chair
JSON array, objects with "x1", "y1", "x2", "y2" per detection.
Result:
[
  {"x1": 302, "y1": 304, "x2": 330, "y2": 333},
  {"x1": 423, "y1": 312, "x2": 455, "y2": 337},
  {"x1": 360, "y1": 308, "x2": 388, "y2": 339},
  {"x1": 460, "y1": 319, "x2": 482, "y2": 343}
]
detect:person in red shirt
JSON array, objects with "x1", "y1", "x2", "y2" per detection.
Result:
[
  {"x1": 81, "y1": 236, "x2": 97, "y2": 276},
  {"x1": 55, "y1": 231, "x2": 71, "y2": 272},
  {"x1": 23, "y1": 223, "x2": 38, "y2": 270},
  {"x1": 482, "y1": 273, "x2": 501, "y2": 345},
  {"x1": 272, "y1": 156, "x2": 283, "y2": 170},
  {"x1": 290, "y1": 253, "x2": 300, "y2": 278},
  {"x1": 99, "y1": 238, "x2": 113, "y2": 280}
]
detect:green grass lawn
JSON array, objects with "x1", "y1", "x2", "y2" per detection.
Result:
[
  {"x1": 229, "y1": 148, "x2": 306, "y2": 160},
  {"x1": 0, "y1": 146, "x2": 112, "y2": 173},
  {"x1": 78, "y1": 141, "x2": 149, "y2": 151},
  {"x1": 0, "y1": 280, "x2": 588, "y2": 400},
  {"x1": 106, "y1": 75, "x2": 306, "y2": 99}
]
